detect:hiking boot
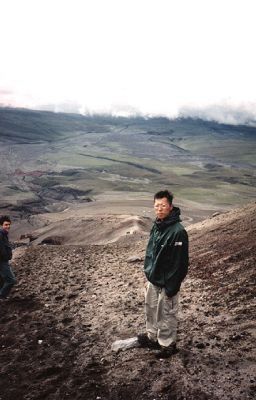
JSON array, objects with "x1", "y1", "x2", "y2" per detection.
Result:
[
  {"x1": 155, "y1": 343, "x2": 178, "y2": 359},
  {"x1": 137, "y1": 334, "x2": 161, "y2": 349}
]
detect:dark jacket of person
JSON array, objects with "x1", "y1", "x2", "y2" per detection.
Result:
[
  {"x1": 144, "y1": 207, "x2": 189, "y2": 297},
  {"x1": 0, "y1": 228, "x2": 12, "y2": 262}
]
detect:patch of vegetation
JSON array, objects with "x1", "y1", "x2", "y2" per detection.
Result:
[{"x1": 0, "y1": 107, "x2": 255, "y2": 211}]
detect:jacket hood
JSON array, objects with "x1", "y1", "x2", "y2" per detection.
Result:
[{"x1": 155, "y1": 206, "x2": 181, "y2": 232}]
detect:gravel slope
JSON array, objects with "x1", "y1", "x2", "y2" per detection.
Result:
[{"x1": 0, "y1": 203, "x2": 255, "y2": 399}]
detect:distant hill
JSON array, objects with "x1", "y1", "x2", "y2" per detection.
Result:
[
  {"x1": 1, "y1": 106, "x2": 256, "y2": 143},
  {"x1": 0, "y1": 107, "x2": 117, "y2": 143}
]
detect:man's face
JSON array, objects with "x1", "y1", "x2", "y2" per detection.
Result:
[
  {"x1": 2, "y1": 221, "x2": 11, "y2": 232},
  {"x1": 154, "y1": 197, "x2": 173, "y2": 220}
]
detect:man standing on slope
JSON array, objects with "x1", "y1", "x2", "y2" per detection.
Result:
[
  {"x1": 0, "y1": 215, "x2": 16, "y2": 300},
  {"x1": 138, "y1": 190, "x2": 189, "y2": 358}
]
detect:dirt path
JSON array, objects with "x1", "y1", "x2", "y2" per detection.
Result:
[{"x1": 0, "y1": 204, "x2": 255, "y2": 399}]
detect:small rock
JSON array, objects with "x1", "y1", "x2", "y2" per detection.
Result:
[
  {"x1": 230, "y1": 333, "x2": 242, "y2": 341},
  {"x1": 127, "y1": 255, "x2": 144, "y2": 263},
  {"x1": 111, "y1": 337, "x2": 139, "y2": 352},
  {"x1": 195, "y1": 342, "x2": 206, "y2": 349}
]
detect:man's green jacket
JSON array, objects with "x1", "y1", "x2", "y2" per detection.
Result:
[{"x1": 144, "y1": 207, "x2": 189, "y2": 297}]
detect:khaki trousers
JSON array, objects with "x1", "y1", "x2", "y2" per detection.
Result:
[{"x1": 145, "y1": 282, "x2": 179, "y2": 347}]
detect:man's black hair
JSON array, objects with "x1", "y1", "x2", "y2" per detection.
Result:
[
  {"x1": 0, "y1": 215, "x2": 11, "y2": 226},
  {"x1": 154, "y1": 190, "x2": 173, "y2": 205}
]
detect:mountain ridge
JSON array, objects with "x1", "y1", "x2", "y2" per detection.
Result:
[{"x1": 1, "y1": 106, "x2": 256, "y2": 143}]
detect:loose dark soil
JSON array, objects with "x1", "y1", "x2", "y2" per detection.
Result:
[{"x1": 0, "y1": 203, "x2": 255, "y2": 400}]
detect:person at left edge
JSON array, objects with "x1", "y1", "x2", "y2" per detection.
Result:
[{"x1": 0, "y1": 215, "x2": 17, "y2": 299}]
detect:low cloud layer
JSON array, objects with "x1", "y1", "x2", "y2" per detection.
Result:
[
  {"x1": 35, "y1": 101, "x2": 256, "y2": 127},
  {"x1": 1, "y1": 95, "x2": 256, "y2": 127},
  {"x1": 179, "y1": 103, "x2": 256, "y2": 126},
  {"x1": 1, "y1": 85, "x2": 256, "y2": 127}
]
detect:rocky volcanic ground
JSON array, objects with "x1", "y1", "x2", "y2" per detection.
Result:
[{"x1": 0, "y1": 203, "x2": 255, "y2": 400}]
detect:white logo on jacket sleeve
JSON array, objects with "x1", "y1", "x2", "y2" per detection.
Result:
[{"x1": 174, "y1": 242, "x2": 183, "y2": 246}]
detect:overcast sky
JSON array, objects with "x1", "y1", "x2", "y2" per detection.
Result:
[{"x1": 1, "y1": 0, "x2": 256, "y2": 124}]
